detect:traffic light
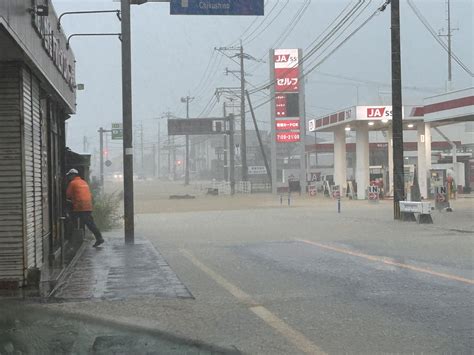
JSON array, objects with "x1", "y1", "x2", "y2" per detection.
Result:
[{"x1": 176, "y1": 160, "x2": 182, "y2": 166}]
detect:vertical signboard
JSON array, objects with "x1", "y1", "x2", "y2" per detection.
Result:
[{"x1": 270, "y1": 48, "x2": 306, "y2": 194}]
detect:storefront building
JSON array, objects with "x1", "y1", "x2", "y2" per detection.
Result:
[{"x1": 0, "y1": 0, "x2": 76, "y2": 288}]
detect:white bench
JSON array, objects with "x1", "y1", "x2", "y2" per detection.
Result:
[{"x1": 399, "y1": 201, "x2": 433, "y2": 224}]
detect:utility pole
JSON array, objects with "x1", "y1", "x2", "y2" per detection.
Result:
[
  {"x1": 246, "y1": 90, "x2": 271, "y2": 183},
  {"x1": 229, "y1": 113, "x2": 235, "y2": 195},
  {"x1": 98, "y1": 127, "x2": 111, "y2": 190},
  {"x1": 152, "y1": 143, "x2": 156, "y2": 178},
  {"x1": 439, "y1": 0, "x2": 458, "y2": 90},
  {"x1": 99, "y1": 127, "x2": 104, "y2": 189},
  {"x1": 215, "y1": 45, "x2": 262, "y2": 182},
  {"x1": 181, "y1": 96, "x2": 194, "y2": 185},
  {"x1": 121, "y1": 0, "x2": 134, "y2": 244},
  {"x1": 391, "y1": 0, "x2": 405, "y2": 220},
  {"x1": 157, "y1": 121, "x2": 161, "y2": 178},
  {"x1": 239, "y1": 41, "x2": 248, "y2": 181},
  {"x1": 140, "y1": 122, "x2": 144, "y2": 176},
  {"x1": 83, "y1": 135, "x2": 88, "y2": 152},
  {"x1": 447, "y1": 0, "x2": 452, "y2": 84},
  {"x1": 161, "y1": 111, "x2": 175, "y2": 180},
  {"x1": 223, "y1": 102, "x2": 228, "y2": 181}
]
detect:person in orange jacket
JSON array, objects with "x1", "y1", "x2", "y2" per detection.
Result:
[{"x1": 66, "y1": 169, "x2": 104, "y2": 247}]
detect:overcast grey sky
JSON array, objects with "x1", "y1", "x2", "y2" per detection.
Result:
[{"x1": 52, "y1": 0, "x2": 473, "y2": 154}]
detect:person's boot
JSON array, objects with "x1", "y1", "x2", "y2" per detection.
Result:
[{"x1": 93, "y1": 237, "x2": 105, "y2": 247}]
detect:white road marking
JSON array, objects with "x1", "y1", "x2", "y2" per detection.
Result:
[
  {"x1": 297, "y1": 239, "x2": 474, "y2": 285},
  {"x1": 181, "y1": 249, "x2": 326, "y2": 355}
]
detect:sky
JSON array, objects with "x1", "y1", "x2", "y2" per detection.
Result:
[{"x1": 51, "y1": 0, "x2": 474, "y2": 156}]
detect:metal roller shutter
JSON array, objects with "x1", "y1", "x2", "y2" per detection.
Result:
[
  {"x1": 31, "y1": 73, "x2": 43, "y2": 267},
  {"x1": 22, "y1": 67, "x2": 43, "y2": 270},
  {"x1": 0, "y1": 63, "x2": 24, "y2": 283}
]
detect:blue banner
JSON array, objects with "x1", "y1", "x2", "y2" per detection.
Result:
[{"x1": 170, "y1": 0, "x2": 264, "y2": 16}]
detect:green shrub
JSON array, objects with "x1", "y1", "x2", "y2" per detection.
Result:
[{"x1": 92, "y1": 192, "x2": 123, "y2": 231}]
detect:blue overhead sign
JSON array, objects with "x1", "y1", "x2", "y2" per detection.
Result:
[{"x1": 170, "y1": 0, "x2": 264, "y2": 16}]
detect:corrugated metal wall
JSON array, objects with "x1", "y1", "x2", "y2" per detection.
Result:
[
  {"x1": 22, "y1": 66, "x2": 44, "y2": 270},
  {"x1": 0, "y1": 63, "x2": 24, "y2": 283}
]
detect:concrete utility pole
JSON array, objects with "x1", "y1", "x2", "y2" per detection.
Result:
[
  {"x1": 98, "y1": 127, "x2": 111, "y2": 190},
  {"x1": 215, "y1": 44, "x2": 261, "y2": 182},
  {"x1": 246, "y1": 90, "x2": 271, "y2": 184},
  {"x1": 160, "y1": 111, "x2": 176, "y2": 180},
  {"x1": 152, "y1": 143, "x2": 156, "y2": 178},
  {"x1": 391, "y1": 0, "x2": 405, "y2": 220},
  {"x1": 181, "y1": 96, "x2": 194, "y2": 185},
  {"x1": 239, "y1": 41, "x2": 248, "y2": 181},
  {"x1": 99, "y1": 127, "x2": 105, "y2": 189},
  {"x1": 83, "y1": 135, "x2": 88, "y2": 152},
  {"x1": 229, "y1": 113, "x2": 236, "y2": 195},
  {"x1": 140, "y1": 122, "x2": 144, "y2": 175},
  {"x1": 223, "y1": 102, "x2": 228, "y2": 181},
  {"x1": 157, "y1": 120, "x2": 161, "y2": 178},
  {"x1": 439, "y1": 0, "x2": 458, "y2": 90},
  {"x1": 447, "y1": 0, "x2": 453, "y2": 83}
]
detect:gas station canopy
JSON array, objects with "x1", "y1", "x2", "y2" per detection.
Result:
[
  {"x1": 309, "y1": 87, "x2": 474, "y2": 132},
  {"x1": 308, "y1": 105, "x2": 424, "y2": 133},
  {"x1": 423, "y1": 87, "x2": 474, "y2": 126}
]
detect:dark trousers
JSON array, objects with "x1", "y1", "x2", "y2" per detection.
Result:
[{"x1": 72, "y1": 211, "x2": 103, "y2": 241}]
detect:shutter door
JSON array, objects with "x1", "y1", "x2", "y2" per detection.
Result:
[
  {"x1": 31, "y1": 74, "x2": 43, "y2": 267},
  {"x1": 22, "y1": 67, "x2": 36, "y2": 269},
  {"x1": 22, "y1": 67, "x2": 44, "y2": 270},
  {"x1": 0, "y1": 63, "x2": 24, "y2": 283}
]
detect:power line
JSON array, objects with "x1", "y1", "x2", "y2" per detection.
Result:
[
  {"x1": 407, "y1": 0, "x2": 473, "y2": 77},
  {"x1": 227, "y1": 0, "x2": 273, "y2": 46},
  {"x1": 248, "y1": 0, "x2": 373, "y2": 94},
  {"x1": 243, "y1": 0, "x2": 290, "y2": 45},
  {"x1": 245, "y1": 2, "x2": 390, "y2": 112},
  {"x1": 272, "y1": 0, "x2": 311, "y2": 49},
  {"x1": 238, "y1": 0, "x2": 283, "y2": 44}
]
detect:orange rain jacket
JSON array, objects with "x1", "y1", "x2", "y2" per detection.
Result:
[{"x1": 66, "y1": 176, "x2": 93, "y2": 212}]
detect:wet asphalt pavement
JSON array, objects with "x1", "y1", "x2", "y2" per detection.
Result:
[
  {"x1": 0, "y1": 302, "x2": 235, "y2": 354},
  {"x1": 2, "y1": 197, "x2": 473, "y2": 354}
]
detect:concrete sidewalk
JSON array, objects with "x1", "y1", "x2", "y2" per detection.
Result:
[{"x1": 50, "y1": 234, "x2": 193, "y2": 302}]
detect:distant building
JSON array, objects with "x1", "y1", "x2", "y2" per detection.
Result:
[{"x1": 191, "y1": 130, "x2": 271, "y2": 181}]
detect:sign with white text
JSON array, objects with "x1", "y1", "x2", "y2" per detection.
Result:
[
  {"x1": 111, "y1": 123, "x2": 123, "y2": 140},
  {"x1": 170, "y1": 0, "x2": 264, "y2": 16},
  {"x1": 276, "y1": 120, "x2": 300, "y2": 131},
  {"x1": 276, "y1": 132, "x2": 300, "y2": 143}
]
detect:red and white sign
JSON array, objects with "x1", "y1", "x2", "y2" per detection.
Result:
[
  {"x1": 274, "y1": 49, "x2": 301, "y2": 144},
  {"x1": 274, "y1": 49, "x2": 299, "y2": 92},
  {"x1": 356, "y1": 106, "x2": 405, "y2": 120},
  {"x1": 275, "y1": 95, "x2": 287, "y2": 117},
  {"x1": 275, "y1": 68, "x2": 299, "y2": 92},
  {"x1": 274, "y1": 49, "x2": 299, "y2": 69},
  {"x1": 367, "y1": 107, "x2": 390, "y2": 118},
  {"x1": 276, "y1": 119, "x2": 299, "y2": 131},
  {"x1": 368, "y1": 185, "x2": 379, "y2": 201},
  {"x1": 276, "y1": 132, "x2": 300, "y2": 143}
]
